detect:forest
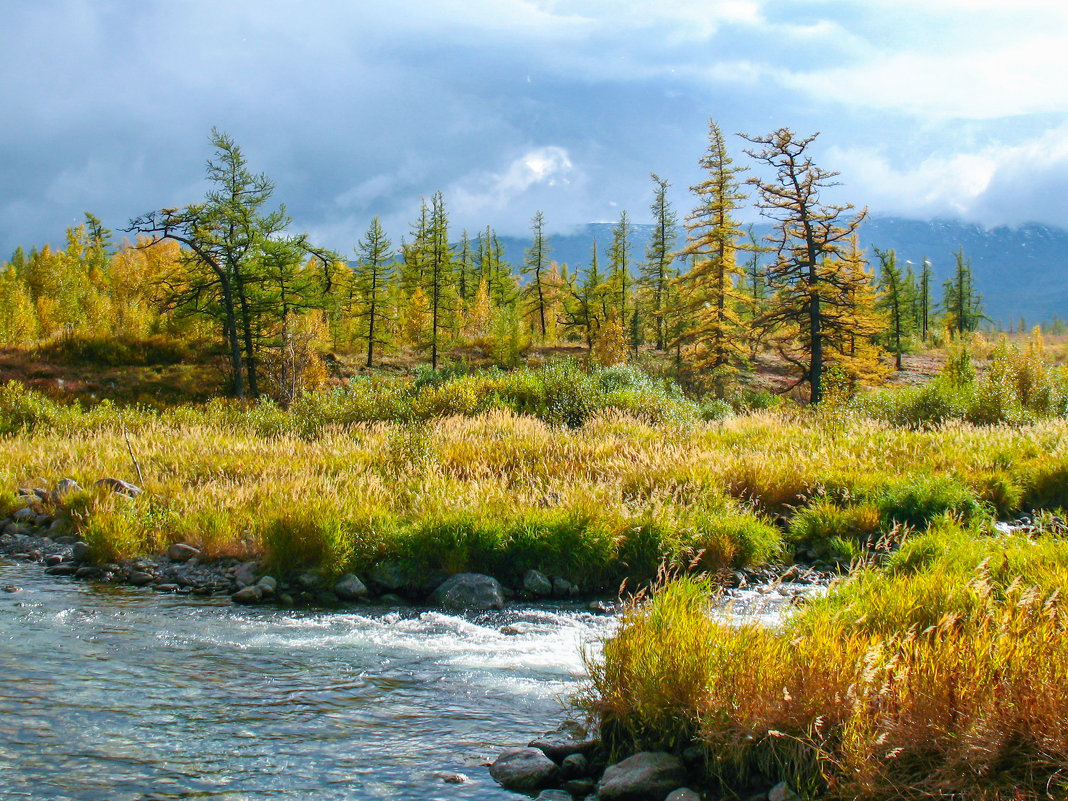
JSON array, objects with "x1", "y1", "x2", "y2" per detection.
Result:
[{"x1": 0, "y1": 122, "x2": 987, "y2": 408}]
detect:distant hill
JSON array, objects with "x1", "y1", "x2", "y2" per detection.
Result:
[{"x1": 494, "y1": 217, "x2": 1068, "y2": 326}]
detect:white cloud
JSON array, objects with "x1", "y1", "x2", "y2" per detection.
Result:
[
  {"x1": 828, "y1": 122, "x2": 1068, "y2": 226},
  {"x1": 450, "y1": 146, "x2": 576, "y2": 219}
]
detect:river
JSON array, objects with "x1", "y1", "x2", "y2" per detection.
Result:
[{"x1": 0, "y1": 559, "x2": 816, "y2": 801}]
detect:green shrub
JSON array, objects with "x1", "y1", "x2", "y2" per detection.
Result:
[{"x1": 873, "y1": 474, "x2": 986, "y2": 528}]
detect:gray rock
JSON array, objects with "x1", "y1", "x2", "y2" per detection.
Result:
[
  {"x1": 768, "y1": 782, "x2": 800, "y2": 801},
  {"x1": 368, "y1": 561, "x2": 408, "y2": 592},
  {"x1": 597, "y1": 752, "x2": 686, "y2": 801},
  {"x1": 256, "y1": 576, "x2": 278, "y2": 596},
  {"x1": 589, "y1": 600, "x2": 615, "y2": 614},
  {"x1": 128, "y1": 571, "x2": 154, "y2": 586},
  {"x1": 278, "y1": 593, "x2": 294, "y2": 606},
  {"x1": 167, "y1": 543, "x2": 200, "y2": 562},
  {"x1": 75, "y1": 566, "x2": 100, "y2": 578},
  {"x1": 2, "y1": 585, "x2": 21, "y2": 593},
  {"x1": 71, "y1": 541, "x2": 91, "y2": 562},
  {"x1": 34, "y1": 514, "x2": 51, "y2": 527},
  {"x1": 524, "y1": 569, "x2": 554, "y2": 596},
  {"x1": 45, "y1": 565, "x2": 76, "y2": 576},
  {"x1": 154, "y1": 583, "x2": 179, "y2": 593},
  {"x1": 44, "y1": 554, "x2": 64, "y2": 566},
  {"x1": 530, "y1": 720, "x2": 599, "y2": 761},
  {"x1": 296, "y1": 571, "x2": 323, "y2": 591},
  {"x1": 377, "y1": 593, "x2": 407, "y2": 606},
  {"x1": 94, "y1": 478, "x2": 142, "y2": 498},
  {"x1": 52, "y1": 478, "x2": 83, "y2": 503},
  {"x1": 430, "y1": 573, "x2": 505, "y2": 612},
  {"x1": 232, "y1": 585, "x2": 263, "y2": 604},
  {"x1": 534, "y1": 791, "x2": 573, "y2": 801},
  {"x1": 561, "y1": 752, "x2": 589, "y2": 778},
  {"x1": 666, "y1": 789, "x2": 702, "y2": 801},
  {"x1": 317, "y1": 590, "x2": 339, "y2": 605},
  {"x1": 488, "y1": 747, "x2": 559, "y2": 792},
  {"x1": 233, "y1": 561, "x2": 258, "y2": 588},
  {"x1": 333, "y1": 573, "x2": 369, "y2": 601},
  {"x1": 12, "y1": 508, "x2": 36, "y2": 522}
]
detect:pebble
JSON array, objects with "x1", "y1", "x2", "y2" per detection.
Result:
[{"x1": 2, "y1": 585, "x2": 20, "y2": 593}]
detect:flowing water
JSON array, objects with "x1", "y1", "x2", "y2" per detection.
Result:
[{"x1": 0, "y1": 559, "x2": 819, "y2": 801}]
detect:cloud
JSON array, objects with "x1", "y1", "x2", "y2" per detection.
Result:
[{"x1": 827, "y1": 122, "x2": 1068, "y2": 227}]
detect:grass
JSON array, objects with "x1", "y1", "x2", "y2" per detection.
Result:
[{"x1": 583, "y1": 520, "x2": 1068, "y2": 800}]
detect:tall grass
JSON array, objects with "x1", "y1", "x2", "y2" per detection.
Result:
[{"x1": 583, "y1": 521, "x2": 1068, "y2": 799}]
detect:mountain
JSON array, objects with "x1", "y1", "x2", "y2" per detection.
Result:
[{"x1": 494, "y1": 217, "x2": 1068, "y2": 325}]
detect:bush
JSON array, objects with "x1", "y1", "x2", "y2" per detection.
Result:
[{"x1": 873, "y1": 474, "x2": 986, "y2": 528}]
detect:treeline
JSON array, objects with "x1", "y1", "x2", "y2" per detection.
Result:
[{"x1": 0, "y1": 122, "x2": 986, "y2": 403}]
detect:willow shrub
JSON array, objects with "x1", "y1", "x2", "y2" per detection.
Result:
[{"x1": 583, "y1": 521, "x2": 1068, "y2": 800}]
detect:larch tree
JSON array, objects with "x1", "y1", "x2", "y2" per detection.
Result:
[
  {"x1": 522, "y1": 210, "x2": 551, "y2": 340},
  {"x1": 675, "y1": 119, "x2": 750, "y2": 372},
  {"x1": 742, "y1": 127, "x2": 867, "y2": 404},
  {"x1": 355, "y1": 216, "x2": 393, "y2": 368},
  {"x1": 942, "y1": 247, "x2": 985, "y2": 336},
  {"x1": 426, "y1": 191, "x2": 454, "y2": 370},
  {"x1": 606, "y1": 210, "x2": 634, "y2": 351},
  {"x1": 640, "y1": 174, "x2": 678, "y2": 351},
  {"x1": 874, "y1": 247, "x2": 911, "y2": 370}
]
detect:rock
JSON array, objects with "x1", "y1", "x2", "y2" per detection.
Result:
[
  {"x1": 167, "y1": 543, "x2": 200, "y2": 563},
  {"x1": 44, "y1": 554, "x2": 64, "y2": 566},
  {"x1": 680, "y1": 746, "x2": 705, "y2": 770},
  {"x1": 128, "y1": 571, "x2": 154, "y2": 586},
  {"x1": 565, "y1": 778, "x2": 597, "y2": 796},
  {"x1": 500, "y1": 624, "x2": 523, "y2": 636},
  {"x1": 561, "y1": 752, "x2": 589, "y2": 778},
  {"x1": 524, "y1": 569, "x2": 554, "y2": 596},
  {"x1": 768, "y1": 782, "x2": 800, "y2": 801},
  {"x1": 317, "y1": 590, "x2": 339, "y2": 606},
  {"x1": 34, "y1": 514, "x2": 51, "y2": 527},
  {"x1": 367, "y1": 561, "x2": 408, "y2": 593},
  {"x1": 432, "y1": 771, "x2": 468, "y2": 784},
  {"x1": 256, "y1": 576, "x2": 278, "y2": 596},
  {"x1": 278, "y1": 593, "x2": 294, "y2": 606},
  {"x1": 12, "y1": 508, "x2": 36, "y2": 522},
  {"x1": 154, "y1": 583, "x2": 179, "y2": 593},
  {"x1": 52, "y1": 478, "x2": 83, "y2": 503},
  {"x1": 333, "y1": 573, "x2": 369, "y2": 601},
  {"x1": 75, "y1": 566, "x2": 100, "y2": 579},
  {"x1": 597, "y1": 752, "x2": 686, "y2": 801},
  {"x1": 2, "y1": 585, "x2": 21, "y2": 593},
  {"x1": 534, "y1": 791, "x2": 573, "y2": 801},
  {"x1": 94, "y1": 478, "x2": 142, "y2": 498},
  {"x1": 233, "y1": 561, "x2": 259, "y2": 588},
  {"x1": 666, "y1": 789, "x2": 702, "y2": 801},
  {"x1": 295, "y1": 571, "x2": 323, "y2": 591},
  {"x1": 488, "y1": 747, "x2": 559, "y2": 792},
  {"x1": 589, "y1": 600, "x2": 615, "y2": 614},
  {"x1": 232, "y1": 585, "x2": 263, "y2": 604},
  {"x1": 530, "y1": 720, "x2": 599, "y2": 761},
  {"x1": 430, "y1": 573, "x2": 505, "y2": 612},
  {"x1": 71, "y1": 541, "x2": 91, "y2": 562},
  {"x1": 45, "y1": 565, "x2": 76, "y2": 576},
  {"x1": 377, "y1": 593, "x2": 407, "y2": 606},
  {"x1": 54, "y1": 535, "x2": 76, "y2": 545},
  {"x1": 552, "y1": 576, "x2": 577, "y2": 597}
]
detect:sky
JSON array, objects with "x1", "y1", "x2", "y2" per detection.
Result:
[{"x1": 1, "y1": 0, "x2": 1066, "y2": 257}]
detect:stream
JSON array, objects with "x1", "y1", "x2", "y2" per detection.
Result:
[{"x1": 0, "y1": 559, "x2": 817, "y2": 800}]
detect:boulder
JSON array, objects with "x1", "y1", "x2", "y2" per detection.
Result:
[
  {"x1": 488, "y1": 747, "x2": 559, "y2": 792},
  {"x1": 167, "y1": 543, "x2": 200, "y2": 563},
  {"x1": 52, "y1": 478, "x2": 83, "y2": 503},
  {"x1": 233, "y1": 561, "x2": 259, "y2": 588},
  {"x1": 561, "y1": 752, "x2": 589, "y2": 779},
  {"x1": 367, "y1": 561, "x2": 408, "y2": 593},
  {"x1": 333, "y1": 573, "x2": 369, "y2": 601},
  {"x1": 430, "y1": 573, "x2": 505, "y2": 612},
  {"x1": 564, "y1": 779, "x2": 597, "y2": 797},
  {"x1": 71, "y1": 541, "x2": 91, "y2": 562},
  {"x1": 530, "y1": 720, "x2": 599, "y2": 761},
  {"x1": 12, "y1": 508, "x2": 36, "y2": 522},
  {"x1": 768, "y1": 782, "x2": 800, "y2": 801},
  {"x1": 524, "y1": 569, "x2": 554, "y2": 596},
  {"x1": 597, "y1": 752, "x2": 686, "y2": 801},
  {"x1": 256, "y1": 576, "x2": 278, "y2": 596},
  {"x1": 534, "y1": 791, "x2": 573, "y2": 801},
  {"x1": 232, "y1": 585, "x2": 263, "y2": 604},
  {"x1": 48, "y1": 518, "x2": 73, "y2": 537},
  {"x1": 128, "y1": 571, "x2": 154, "y2": 586},
  {"x1": 94, "y1": 478, "x2": 142, "y2": 498}
]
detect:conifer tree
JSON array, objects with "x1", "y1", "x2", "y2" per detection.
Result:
[
  {"x1": 640, "y1": 174, "x2": 678, "y2": 351},
  {"x1": 742, "y1": 127, "x2": 867, "y2": 403},
  {"x1": 942, "y1": 247, "x2": 985, "y2": 336},
  {"x1": 874, "y1": 247, "x2": 911, "y2": 370},
  {"x1": 606, "y1": 211, "x2": 634, "y2": 350},
  {"x1": 675, "y1": 119, "x2": 750, "y2": 373},
  {"x1": 522, "y1": 210, "x2": 551, "y2": 339},
  {"x1": 355, "y1": 216, "x2": 393, "y2": 367}
]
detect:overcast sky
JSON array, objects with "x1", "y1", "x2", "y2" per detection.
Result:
[{"x1": 1, "y1": 0, "x2": 1066, "y2": 256}]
